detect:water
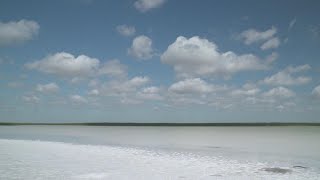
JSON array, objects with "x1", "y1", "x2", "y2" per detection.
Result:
[{"x1": 0, "y1": 125, "x2": 319, "y2": 179}]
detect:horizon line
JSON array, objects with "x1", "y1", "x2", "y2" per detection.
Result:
[{"x1": 1, "y1": 122, "x2": 320, "y2": 126}]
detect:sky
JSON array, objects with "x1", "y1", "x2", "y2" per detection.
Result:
[{"x1": 0, "y1": 0, "x2": 320, "y2": 123}]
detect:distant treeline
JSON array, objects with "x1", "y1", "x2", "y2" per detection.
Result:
[{"x1": 0, "y1": 122, "x2": 320, "y2": 126}]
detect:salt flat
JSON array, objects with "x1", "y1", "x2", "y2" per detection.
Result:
[{"x1": 0, "y1": 125, "x2": 319, "y2": 179}]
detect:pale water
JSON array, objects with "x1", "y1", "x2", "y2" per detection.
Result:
[{"x1": 0, "y1": 125, "x2": 319, "y2": 179}]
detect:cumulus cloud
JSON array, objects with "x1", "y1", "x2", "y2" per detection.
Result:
[
  {"x1": 260, "y1": 37, "x2": 280, "y2": 50},
  {"x1": 161, "y1": 36, "x2": 268, "y2": 78},
  {"x1": 285, "y1": 64, "x2": 311, "y2": 73},
  {"x1": 22, "y1": 95, "x2": 40, "y2": 104},
  {"x1": 102, "y1": 76, "x2": 150, "y2": 95},
  {"x1": 164, "y1": 80, "x2": 299, "y2": 109},
  {"x1": 26, "y1": 52, "x2": 100, "y2": 77},
  {"x1": 262, "y1": 73, "x2": 311, "y2": 86},
  {"x1": 239, "y1": 26, "x2": 277, "y2": 45},
  {"x1": 26, "y1": 52, "x2": 129, "y2": 80},
  {"x1": 70, "y1": 95, "x2": 88, "y2": 104},
  {"x1": 89, "y1": 76, "x2": 162, "y2": 103},
  {"x1": 137, "y1": 86, "x2": 163, "y2": 100},
  {"x1": 134, "y1": 0, "x2": 166, "y2": 12},
  {"x1": 312, "y1": 85, "x2": 320, "y2": 98},
  {"x1": 231, "y1": 83, "x2": 260, "y2": 96},
  {"x1": 128, "y1": 35, "x2": 154, "y2": 60},
  {"x1": 120, "y1": 98, "x2": 142, "y2": 105},
  {"x1": 263, "y1": 86, "x2": 295, "y2": 98},
  {"x1": 141, "y1": 86, "x2": 160, "y2": 94},
  {"x1": 88, "y1": 89, "x2": 100, "y2": 96},
  {"x1": 116, "y1": 25, "x2": 136, "y2": 37},
  {"x1": 168, "y1": 96, "x2": 207, "y2": 105},
  {"x1": 85, "y1": 76, "x2": 154, "y2": 105},
  {"x1": 261, "y1": 64, "x2": 311, "y2": 86},
  {"x1": 239, "y1": 26, "x2": 280, "y2": 50},
  {"x1": 0, "y1": 19, "x2": 39, "y2": 46},
  {"x1": 169, "y1": 78, "x2": 213, "y2": 94},
  {"x1": 276, "y1": 102, "x2": 296, "y2": 112},
  {"x1": 88, "y1": 79, "x2": 100, "y2": 88},
  {"x1": 36, "y1": 83, "x2": 60, "y2": 93},
  {"x1": 98, "y1": 59, "x2": 127, "y2": 78},
  {"x1": 165, "y1": 79, "x2": 233, "y2": 106},
  {"x1": 266, "y1": 52, "x2": 278, "y2": 64},
  {"x1": 127, "y1": 76, "x2": 150, "y2": 87}
]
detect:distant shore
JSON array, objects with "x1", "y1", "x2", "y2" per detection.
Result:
[{"x1": 0, "y1": 122, "x2": 320, "y2": 126}]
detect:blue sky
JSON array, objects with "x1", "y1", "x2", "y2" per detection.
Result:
[{"x1": 0, "y1": 0, "x2": 320, "y2": 123}]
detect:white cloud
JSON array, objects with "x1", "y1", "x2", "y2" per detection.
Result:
[
  {"x1": 88, "y1": 89, "x2": 99, "y2": 96},
  {"x1": 36, "y1": 83, "x2": 60, "y2": 93},
  {"x1": 276, "y1": 102, "x2": 296, "y2": 112},
  {"x1": 263, "y1": 87, "x2": 295, "y2": 98},
  {"x1": 88, "y1": 79, "x2": 100, "y2": 88},
  {"x1": 276, "y1": 105, "x2": 285, "y2": 112},
  {"x1": 70, "y1": 95, "x2": 88, "y2": 104},
  {"x1": 25, "y1": 51, "x2": 132, "y2": 80},
  {"x1": 128, "y1": 76, "x2": 150, "y2": 87},
  {"x1": 120, "y1": 98, "x2": 142, "y2": 105},
  {"x1": 128, "y1": 35, "x2": 154, "y2": 60},
  {"x1": 134, "y1": 0, "x2": 166, "y2": 12},
  {"x1": 137, "y1": 86, "x2": 163, "y2": 100},
  {"x1": 26, "y1": 52, "x2": 100, "y2": 77},
  {"x1": 0, "y1": 19, "x2": 39, "y2": 46},
  {"x1": 239, "y1": 26, "x2": 277, "y2": 45},
  {"x1": 70, "y1": 77, "x2": 86, "y2": 84},
  {"x1": 168, "y1": 96, "x2": 207, "y2": 105},
  {"x1": 26, "y1": 53, "x2": 129, "y2": 81},
  {"x1": 166, "y1": 79, "x2": 232, "y2": 106},
  {"x1": 161, "y1": 36, "x2": 268, "y2": 78},
  {"x1": 312, "y1": 85, "x2": 320, "y2": 98},
  {"x1": 91, "y1": 76, "x2": 161, "y2": 103},
  {"x1": 262, "y1": 72, "x2": 311, "y2": 86},
  {"x1": 116, "y1": 25, "x2": 136, "y2": 37},
  {"x1": 169, "y1": 78, "x2": 213, "y2": 94},
  {"x1": 289, "y1": 18, "x2": 297, "y2": 30},
  {"x1": 141, "y1": 86, "x2": 160, "y2": 94},
  {"x1": 239, "y1": 27, "x2": 281, "y2": 51},
  {"x1": 285, "y1": 64, "x2": 311, "y2": 73},
  {"x1": 22, "y1": 95, "x2": 40, "y2": 104},
  {"x1": 266, "y1": 52, "x2": 278, "y2": 64},
  {"x1": 260, "y1": 37, "x2": 280, "y2": 50},
  {"x1": 98, "y1": 59, "x2": 127, "y2": 78},
  {"x1": 231, "y1": 84, "x2": 260, "y2": 96},
  {"x1": 102, "y1": 76, "x2": 150, "y2": 95},
  {"x1": 261, "y1": 64, "x2": 311, "y2": 86}
]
